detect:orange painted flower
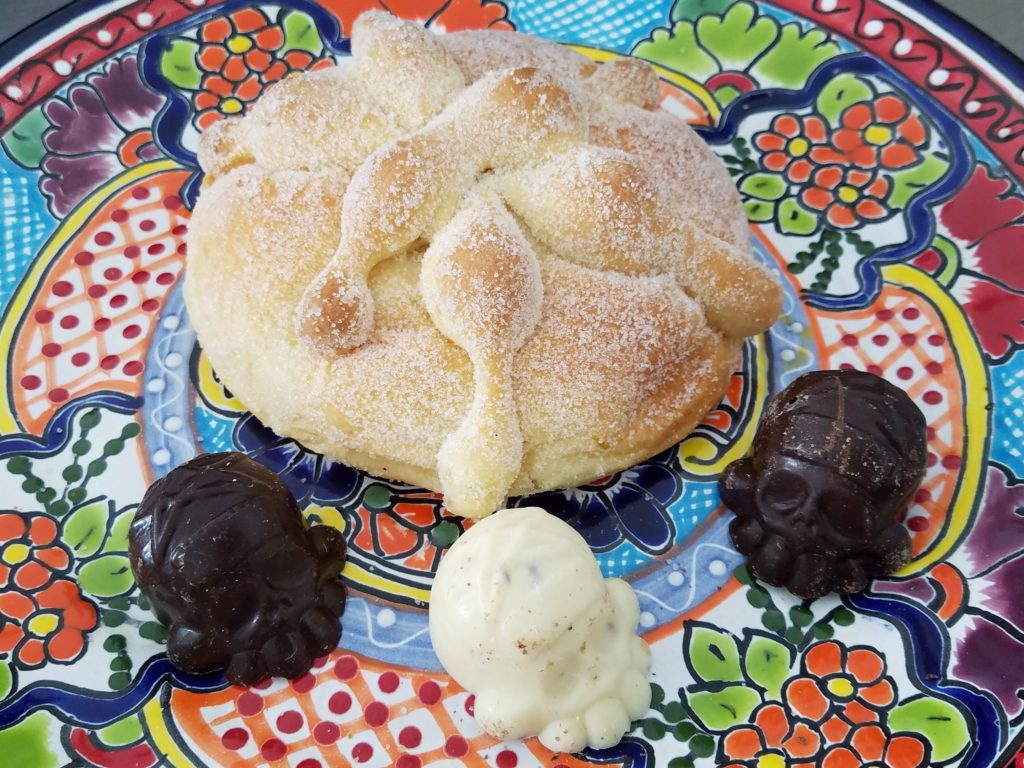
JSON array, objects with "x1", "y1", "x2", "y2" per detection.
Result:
[
  {"x1": 191, "y1": 9, "x2": 335, "y2": 130},
  {"x1": 332, "y1": 0, "x2": 514, "y2": 34},
  {"x1": 822, "y1": 725, "x2": 929, "y2": 768},
  {"x1": 720, "y1": 703, "x2": 822, "y2": 768},
  {"x1": 0, "y1": 512, "x2": 71, "y2": 592},
  {"x1": 0, "y1": 579, "x2": 98, "y2": 668},
  {"x1": 811, "y1": 94, "x2": 928, "y2": 170},
  {"x1": 754, "y1": 113, "x2": 829, "y2": 183},
  {"x1": 198, "y1": 8, "x2": 285, "y2": 81},
  {"x1": 799, "y1": 166, "x2": 891, "y2": 229},
  {"x1": 193, "y1": 57, "x2": 334, "y2": 130},
  {"x1": 785, "y1": 641, "x2": 897, "y2": 744}
]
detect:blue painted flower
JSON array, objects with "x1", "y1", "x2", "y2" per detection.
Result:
[
  {"x1": 233, "y1": 414, "x2": 361, "y2": 507},
  {"x1": 514, "y1": 449, "x2": 681, "y2": 555}
]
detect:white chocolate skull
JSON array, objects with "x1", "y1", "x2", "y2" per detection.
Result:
[{"x1": 429, "y1": 507, "x2": 652, "y2": 751}]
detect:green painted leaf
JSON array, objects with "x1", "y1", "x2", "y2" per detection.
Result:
[
  {"x1": 743, "y1": 634, "x2": 793, "y2": 698},
  {"x1": 102, "y1": 507, "x2": 136, "y2": 555},
  {"x1": 888, "y1": 152, "x2": 949, "y2": 209},
  {"x1": 715, "y1": 84, "x2": 742, "y2": 106},
  {"x1": 633, "y1": 23, "x2": 718, "y2": 82},
  {"x1": 79, "y1": 555, "x2": 135, "y2": 598},
  {"x1": 160, "y1": 39, "x2": 202, "y2": 91},
  {"x1": 741, "y1": 173, "x2": 787, "y2": 201},
  {"x1": 98, "y1": 715, "x2": 144, "y2": 747},
  {"x1": 0, "y1": 711, "x2": 59, "y2": 768},
  {"x1": 750, "y1": 24, "x2": 840, "y2": 89},
  {"x1": 687, "y1": 625, "x2": 743, "y2": 682},
  {"x1": 62, "y1": 499, "x2": 110, "y2": 558},
  {"x1": 889, "y1": 696, "x2": 970, "y2": 763},
  {"x1": 0, "y1": 661, "x2": 12, "y2": 701},
  {"x1": 0, "y1": 107, "x2": 49, "y2": 169},
  {"x1": 778, "y1": 197, "x2": 819, "y2": 235},
  {"x1": 670, "y1": 0, "x2": 736, "y2": 22},
  {"x1": 79, "y1": 409, "x2": 102, "y2": 430},
  {"x1": 282, "y1": 10, "x2": 324, "y2": 55},
  {"x1": 696, "y1": 2, "x2": 778, "y2": 72},
  {"x1": 816, "y1": 73, "x2": 875, "y2": 125},
  {"x1": 744, "y1": 199, "x2": 775, "y2": 222},
  {"x1": 686, "y1": 685, "x2": 761, "y2": 732},
  {"x1": 650, "y1": 682, "x2": 665, "y2": 708}
]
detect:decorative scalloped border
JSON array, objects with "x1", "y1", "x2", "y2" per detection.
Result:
[
  {"x1": 0, "y1": 1, "x2": 230, "y2": 132},
  {"x1": 2, "y1": 0, "x2": 1021, "y2": 182},
  {"x1": 770, "y1": 0, "x2": 1024, "y2": 179}
]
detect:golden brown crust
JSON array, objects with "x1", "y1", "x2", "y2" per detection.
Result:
[{"x1": 186, "y1": 11, "x2": 782, "y2": 517}]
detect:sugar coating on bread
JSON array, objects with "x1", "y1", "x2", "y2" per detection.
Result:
[{"x1": 187, "y1": 11, "x2": 782, "y2": 517}]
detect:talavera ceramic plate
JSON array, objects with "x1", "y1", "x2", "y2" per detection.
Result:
[{"x1": 0, "y1": 0, "x2": 1022, "y2": 766}]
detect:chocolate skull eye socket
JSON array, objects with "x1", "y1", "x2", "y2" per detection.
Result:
[
  {"x1": 820, "y1": 486, "x2": 873, "y2": 542},
  {"x1": 758, "y1": 471, "x2": 808, "y2": 515}
]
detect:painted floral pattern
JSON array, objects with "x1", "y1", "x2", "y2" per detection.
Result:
[
  {"x1": 195, "y1": 8, "x2": 335, "y2": 129},
  {"x1": 633, "y1": 1, "x2": 841, "y2": 110},
  {"x1": 672, "y1": 615, "x2": 971, "y2": 767},
  {"x1": 159, "y1": 7, "x2": 336, "y2": 131},
  {"x1": 928, "y1": 165, "x2": 1024, "y2": 361},
  {"x1": 812, "y1": 95, "x2": 928, "y2": 170},
  {"x1": 515, "y1": 456, "x2": 680, "y2": 555},
  {"x1": 0, "y1": 55, "x2": 166, "y2": 217},
  {"x1": 331, "y1": 0, "x2": 514, "y2": 33},
  {"x1": 720, "y1": 703, "x2": 821, "y2": 767},
  {"x1": 784, "y1": 641, "x2": 896, "y2": 732},
  {"x1": 822, "y1": 725, "x2": 928, "y2": 768},
  {"x1": 798, "y1": 165, "x2": 891, "y2": 229},
  {"x1": 719, "y1": 74, "x2": 951, "y2": 293},
  {"x1": 0, "y1": 579, "x2": 97, "y2": 669},
  {"x1": 0, "y1": 514, "x2": 71, "y2": 591},
  {"x1": 0, "y1": 0, "x2": 1023, "y2": 766}
]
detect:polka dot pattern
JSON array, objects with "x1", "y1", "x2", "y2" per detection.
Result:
[
  {"x1": 10, "y1": 171, "x2": 191, "y2": 433},
  {"x1": 818, "y1": 286, "x2": 966, "y2": 555},
  {"x1": 171, "y1": 648, "x2": 584, "y2": 768}
]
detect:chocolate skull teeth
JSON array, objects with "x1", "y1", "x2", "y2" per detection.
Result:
[
  {"x1": 719, "y1": 370, "x2": 927, "y2": 599},
  {"x1": 128, "y1": 452, "x2": 348, "y2": 686}
]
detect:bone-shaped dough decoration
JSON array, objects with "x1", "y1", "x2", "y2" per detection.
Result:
[{"x1": 419, "y1": 190, "x2": 543, "y2": 517}]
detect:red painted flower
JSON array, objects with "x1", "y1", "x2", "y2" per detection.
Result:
[
  {"x1": 193, "y1": 58, "x2": 333, "y2": 130},
  {"x1": 198, "y1": 9, "x2": 285, "y2": 80},
  {"x1": 933, "y1": 164, "x2": 1024, "y2": 361},
  {"x1": 822, "y1": 724, "x2": 929, "y2": 768},
  {"x1": 754, "y1": 113, "x2": 829, "y2": 183},
  {"x1": 0, "y1": 513, "x2": 71, "y2": 592},
  {"x1": 720, "y1": 703, "x2": 822, "y2": 768},
  {"x1": 194, "y1": 71, "x2": 265, "y2": 130},
  {"x1": 811, "y1": 94, "x2": 927, "y2": 170},
  {"x1": 785, "y1": 642, "x2": 896, "y2": 744},
  {"x1": 191, "y1": 8, "x2": 334, "y2": 130},
  {"x1": 333, "y1": 0, "x2": 513, "y2": 34},
  {"x1": 0, "y1": 579, "x2": 98, "y2": 668},
  {"x1": 799, "y1": 166, "x2": 891, "y2": 229}
]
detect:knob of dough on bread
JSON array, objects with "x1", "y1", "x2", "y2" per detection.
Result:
[
  {"x1": 583, "y1": 57, "x2": 661, "y2": 110},
  {"x1": 350, "y1": 10, "x2": 465, "y2": 129},
  {"x1": 672, "y1": 226, "x2": 783, "y2": 338}
]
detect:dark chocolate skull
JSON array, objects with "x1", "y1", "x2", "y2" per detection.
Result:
[
  {"x1": 719, "y1": 370, "x2": 926, "y2": 598},
  {"x1": 129, "y1": 452, "x2": 347, "y2": 685}
]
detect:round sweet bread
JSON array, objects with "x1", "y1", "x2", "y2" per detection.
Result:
[{"x1": 185, "y1": 11, "x2": 783, "y2": 518}]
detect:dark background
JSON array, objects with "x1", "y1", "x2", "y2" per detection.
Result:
[{"x1": 1, "y1": 0, "x2": 1022, "y2": 59}]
